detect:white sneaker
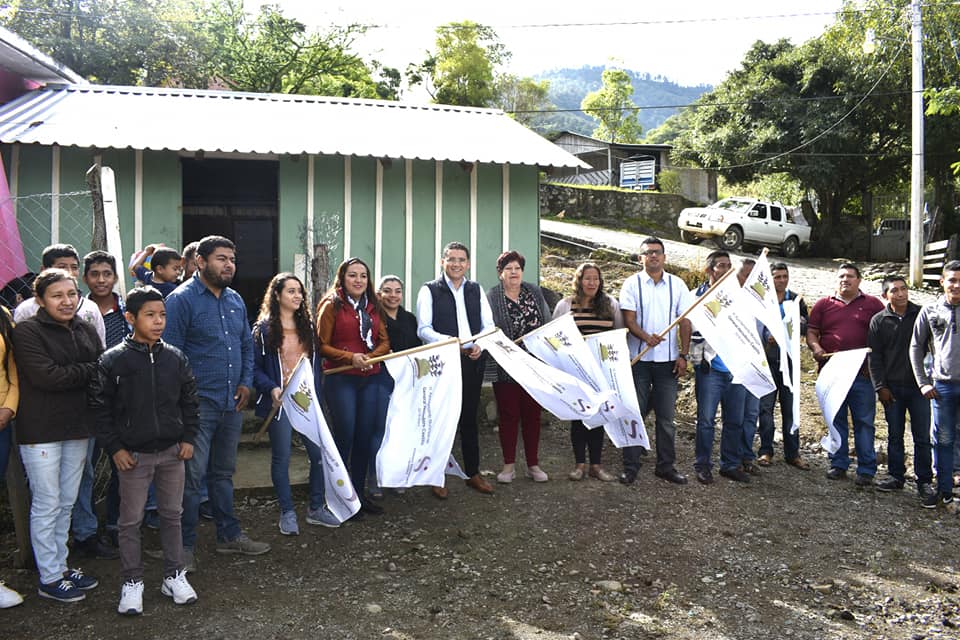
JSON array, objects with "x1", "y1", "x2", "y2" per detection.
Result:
[
  {"x1": 161, "y1": 570, "x2": 197, "y2": 605},
  {"x1": 118, "y1": 580, "x2": 143, "y2": 615},
  {"x1": 0, "y1": 581, "x2": 24, "y2": 608}
]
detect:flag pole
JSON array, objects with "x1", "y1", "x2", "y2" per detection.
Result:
[
  {"x1": 630, "y1": 268, "x2": 736, "y2": 365},
  {"x1": 253, "y1": 355, "x2": 307, "y2": 443},
  {"x1": 323, "y1": 336, "x2": 462, "y2": 375}
]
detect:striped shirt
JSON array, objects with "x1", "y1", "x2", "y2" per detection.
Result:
[{"x1": 552, "y1": 295, "x2": 624, "y2": 335}]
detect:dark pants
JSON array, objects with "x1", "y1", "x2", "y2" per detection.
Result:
[
  {"x1": 883, "y1": 383, "x2": 932, "y2": 486},
  {"x1": 458, "y1": 356, "x2": 485, "y2": 477},
  {"x1": 623, "y1": 361, "x2": 678, "y2": 474},
  {"x1": 758, "y1": 364, "x2": 800, "y2": 460},
  {"x1": 493, "y1": 381, "x2": 542, "y2": 466},
  {"x1": 118, "y1": 444, "x2": 185, "y2": 581},
  {"x1": 571, "y1": 420, "x2": 604, "y2": 465}
]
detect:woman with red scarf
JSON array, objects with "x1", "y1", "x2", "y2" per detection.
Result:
[{"x1": 316, "y1": 258, "x2": 391, "y2": 517}]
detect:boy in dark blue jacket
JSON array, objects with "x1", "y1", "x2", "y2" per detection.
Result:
[{"x1": 90, "y1": 287, "x2": 199, "y2": 615}]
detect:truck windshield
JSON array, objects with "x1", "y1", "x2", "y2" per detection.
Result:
[{"x1": 712, "y1": 198, "x2": 753, "y2": 213}]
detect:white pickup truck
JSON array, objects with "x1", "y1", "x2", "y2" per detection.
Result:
[{"x1": 676, "y1": 197, "x2": 811, "y2": 257}]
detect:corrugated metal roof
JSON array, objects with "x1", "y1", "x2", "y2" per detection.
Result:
[
  {"x1": 0, "y1": 84, "x2": 588, "y2": 168},
  {"x1": 0, "y1": 27, "x2": 85, "y2": 85}
]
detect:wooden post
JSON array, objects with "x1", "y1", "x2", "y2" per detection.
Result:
[{"x1": 5, "y1": 424, "x2": 33, "y2": 569}]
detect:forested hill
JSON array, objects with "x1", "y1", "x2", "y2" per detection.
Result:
[{"x1": 532, "y1": 66, "x2": 710, "y2": 137}]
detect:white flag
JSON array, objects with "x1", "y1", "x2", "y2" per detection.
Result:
[
  {"x1": 815, "y1": 348, "x2": 870, "y2": 454},
  {"x1": 522, "y1": 313, "x2": 623, "y2": 427},
  {"x1": 477, "y1": 328, "x2": 613, "y2": 422},
  {"x1": 783, "y1": 299, "x2": 802, "y2": 435},
  {"x1": 281, "y1": 359, "x2": 359, "y2": 523},
  {"x1": 688, "y1": 274, "x2": 777, "y2": 399},
  {"x1": 378, "y1": 339, "x2": 463, "y2": 488},
  {"x1": 741, "y1": 252, "x2": 792, "y2": 390},
  {"x1": 445, "y1": 455, "x2": 469, "y2": 480},
  {"x1": 585, "y1": 328, "x2": 651, "y2": 449}
]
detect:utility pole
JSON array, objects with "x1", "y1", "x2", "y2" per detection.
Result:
[{"x1": 909, "y1": 0, "x2": 924, "y2": 286}]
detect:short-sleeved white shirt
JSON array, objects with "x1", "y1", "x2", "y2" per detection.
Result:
[{"x1": 618, "y1": 270, "x2": 693, "y2": 361}]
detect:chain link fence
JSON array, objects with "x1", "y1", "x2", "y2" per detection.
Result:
[{"x1": 299, "y1": 211, "x2": 342, "y2": 306}]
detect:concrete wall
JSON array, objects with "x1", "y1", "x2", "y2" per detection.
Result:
[{"x1": 539, "y1": 183, "x2": 696, "y2": 240}]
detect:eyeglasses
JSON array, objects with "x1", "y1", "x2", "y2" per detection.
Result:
[{"x1": 640, "y1": 250, "x2": 663, "y2": 257}]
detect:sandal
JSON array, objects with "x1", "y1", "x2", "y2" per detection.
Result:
[{"x1": 757, "y1": 454, "x2": 773, "y2": 467}]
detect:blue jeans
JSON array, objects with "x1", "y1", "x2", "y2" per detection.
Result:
[
  {"x1": 623, "y1": 361, "x2": 678, "y2": 474},
  {"x1": 269, "y1": 410, "x2": 325, "y2": 513},
  {"x1": 182, "y1": 400, "x2": 243, "y2": 549},
  {"x1": 741, "y1": 392, "x2": 760, "y2": 463},
  {"x1": 694, "y1": 364, "x2": 744, "y2": 472},
  {"x1": 883, "y1": 383, "x2": 932, "y2": 486},
  {"x1": 70, "y1": 437, "x2": 99, "y2": 542},
  {"x1": 828, "y1": 376, "x2": 877, "y2": 476},
  {"x1": 933, "y1": 381, "x2": 960, "y2": 495},
  {"x1": 758, "y1": 365, "x2": 800, "y2": 460},
  {"x1": 324, "y1": 371, "x2": 390, "y2": 499},
  {"x1": 19, "y1": 439, "x2": 88, "y2": 584}
]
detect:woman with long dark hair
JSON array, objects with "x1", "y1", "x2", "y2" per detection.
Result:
[
  {"x1": 316, "y1": 258, "x2": 391, "y2": 517},
  {"x1": 0, "y1": 306, "x2": 23, "y2": 607},
  {"x1": 552, "y1": 263, "x2": 623, "y2": 482},
  {"x1": 13, "y1": 269, "x2": 103, "y2": 602},
  {"x1": 253, "y1": 273, "x2": 338, "y2": 534},
  {"x1": 487, "y1": 251, "x2": 551, "y2": 484}
]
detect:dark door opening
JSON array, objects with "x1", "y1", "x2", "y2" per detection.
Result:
[{"x1": 182, "y1": 158, "x2": 279, "y2": 320}]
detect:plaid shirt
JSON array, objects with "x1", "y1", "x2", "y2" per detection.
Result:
[
  {"x1": 162, "y1": 273, "x2": 253, "y2": 410},
  {"x1": 89, "y1": 292, "x2": 130, "y2": 349}
]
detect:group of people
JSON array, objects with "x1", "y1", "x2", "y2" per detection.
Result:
[{"x1": 1, "y1": 232, "x2": 956, "y2": 616}]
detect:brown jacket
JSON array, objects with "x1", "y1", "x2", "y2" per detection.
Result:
[{"x1": 12, "y1": 309, "x2": 102, "y2": 444}]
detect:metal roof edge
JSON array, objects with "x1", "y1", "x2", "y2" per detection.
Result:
[{"x1": 0, "y1": 26, "x2": 85, "y2": 84}]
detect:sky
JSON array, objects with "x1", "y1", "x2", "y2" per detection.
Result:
[{"x1": 248, "y1": 0, "x2": 844, "y2": 88}]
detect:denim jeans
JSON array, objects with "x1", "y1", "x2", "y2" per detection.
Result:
[
  {"x1": 758, "y1": 365, "x2": 799, "y2": 460},
  {"x1": 694, "y1": 364, "x2": 745, "y2": 472},
  {"x1": 269, "y1": 410, "x2": 325, "y2": 513},
  {"x1": 933, "y1": 381, "x2": 960, "y2": 495},
  {"x1": 623, "y1": 361, "x2": 678, "y2": 474},
  {"x1": 741, "y1": 392, "x2": 760, "y2": 463},
  {"x1": 883, "y1": 383, "x2": 933, "y2": 486},
  {"x1": 828, "y1": 375, "x2": 878, "y2": 476},
  {"x1": 70, "y1": 437, "x2": 99, "y2": 542},
  {"x1": 0, "y1": 425, "x2": 10, "y2": 480},
  {"x1": 20, "y1": 439, "x2": 88, "y2": 584},
  {"x1": 324, "y1": 370, "x2": 390, "y2": 499},
  {"x1": 182, "y1": 399, "x2": 243, "y2": 549}
]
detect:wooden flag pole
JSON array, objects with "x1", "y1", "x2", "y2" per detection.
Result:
[
  {"x1": 323, "y1": 336, "x2": 462, "y2": 376},
  {"x1": 253, "y1": 355, "x2": 307, "y2": 443},
  {"x1": 630, "y1": 268, "x2": 737, "y2": 365}
]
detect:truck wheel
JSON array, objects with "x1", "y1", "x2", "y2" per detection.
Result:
[
  {"x1": 718, "y1": 226, "x2": 743, "y2": 251},
  {"x1": 782, "y1": 236, "x2": 800, "y2": 258},
  {"x1": 680, "y1": 230, "x2": 703, "y2": 244}
]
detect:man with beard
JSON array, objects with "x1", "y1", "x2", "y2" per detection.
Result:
[{"x1": 163, "y1": 236, "x2": 268, "y2": 572}]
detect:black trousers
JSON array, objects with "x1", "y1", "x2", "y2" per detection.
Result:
[{"x1": 459, "y1": 355, "x2": 485, "y2": 477}]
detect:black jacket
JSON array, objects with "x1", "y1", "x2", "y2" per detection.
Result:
[
  {"x1": 90, "y1": 337, "x2": 199, "y2": 455},
  {"x1": 13, "y1": 309, "x2": 102, "y2": 444},
  {"x1": 868, "y1": 301, "x2": 922, "y2": 391}
]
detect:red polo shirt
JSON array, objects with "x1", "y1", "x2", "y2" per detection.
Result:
[{"x1": 808, "y1": 291, "x2": 885, "y2": 353}]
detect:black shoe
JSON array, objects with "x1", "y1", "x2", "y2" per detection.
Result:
[
  {"x1": 876, "y1": 477, "x2": 904, "y2": 492},
  {"x1": 695, "y1": 468, "x2": 714, "y2": 485},
  {"x1": 198, "y1": 501, "x2": 213, "y2": 521},
  {"x1": 360, "y1": 500, "x2": 384, "y2": 515},
  {"x1": 854, "y1": 474, "x2": 873, "y2": 488},
  {"x1": 923, "y1": 491, "x2": 952, "y2": 509},
  {"x1": 654, "y1": 469, "x2": 688, "y2": 485},
  {"x1": 826, "y1": 467, "x2": 847, "y2": 480},
  {"x1": 719, "y1": 468, "x2": 751, "y2": 483},
  {"x1": 742, "y1": 462, "x2": 761, "y2": 476},
  {"x1": 72, "y1": 535, "x2": 120, "y2": 560},
  {"x1": 619, "y1": 470, "x2": 638, "y2": 485},
  {"x1": 918, "y1": 483, "x2": 937, "y2": 504}
]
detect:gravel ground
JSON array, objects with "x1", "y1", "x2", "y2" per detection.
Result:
[{"x1": 3, "y1": 221, "x2": 957, "y2": 640}]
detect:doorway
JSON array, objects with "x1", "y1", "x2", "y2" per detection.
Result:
[{"x1": 182, "y1": 158, "x2": 279, "y2": 320}]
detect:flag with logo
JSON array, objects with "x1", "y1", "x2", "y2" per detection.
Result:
[
  {"x1": 688, "y1": 273, "x2": 777, "y2": 399},
  {"x1": 784, "y1": 299, "x2": 802, "y2": 434},
  {"x1": 815, "y1": 348, "x2": 870, "y2": 454},
  {"x1": 378, "y1": 339, "x2": 463, "y2": 488},
  {"x1": 740, "y1": 252, "x2": 792, "y2": 390},
  {"x1": 477, "y1": 328, "x2": 613, "y2": 422},
  {"x1": 584, "y1": 328, "x2": 650, "y2": 449},
  {"x1": 522, "y1": 313, "x2": 623, "y2": 427},
  {"x1": 281, "y1": 358, "x2": 359, "y2": 522},
  {"x1": 0, "y1": 156, "x2": 27, "y2": 288}
]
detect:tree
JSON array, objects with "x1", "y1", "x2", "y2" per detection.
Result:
[
  {"x1": 580, "y1": 68, "x2": 643, "y2": 143},
  {"x1": 490, "y1": 74, "x2": 552, "y2": 128},
  {"x1": 408, "y1": 21, "x2": 509, "y2": 107}
]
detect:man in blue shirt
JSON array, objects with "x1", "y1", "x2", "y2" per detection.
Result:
[{"x1": 163, "y1": 236, "x2": 268, "y2": 572}]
